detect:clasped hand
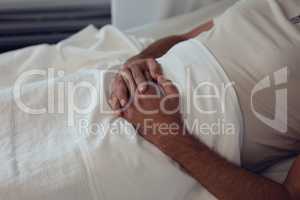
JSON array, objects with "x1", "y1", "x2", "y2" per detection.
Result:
[{"x1": 108, "y1": 58, "x2": 187, "y2": 146}]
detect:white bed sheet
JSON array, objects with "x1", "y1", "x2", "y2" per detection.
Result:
[
  {"x1": 0, "y1": 24, "x2": 242, "y2": 200},
  {"x1": 0, "y1": 0, "x2": 295, "y2": 199},
  {"x1": 0, "y1": 2, "x2": 242, "y2": 199}
]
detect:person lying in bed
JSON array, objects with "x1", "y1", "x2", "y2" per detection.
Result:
[{"x1": 109, "y1": 0, "x2": 300, "y2": 199}]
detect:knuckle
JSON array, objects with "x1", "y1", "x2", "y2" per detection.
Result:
[
  {"x1": 120, "y1": 69, "x2": 129, "y2": 80},
  {"x1": 122, "y1": 68, "x2": 130, "y2": 76}
]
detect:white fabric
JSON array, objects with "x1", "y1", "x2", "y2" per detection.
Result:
[
  {"x1": 262, "y1": 157, "x2": 295, "y2": 184},
  {"x1": 157, "y1": 39, "x2": 243, "y2": 163},
  {"x1": 0, "y1": 25, "x2": 241, "y2": 200},
  {"x1": 196, "y1": 0, "x2": 300, "y2": 172}
]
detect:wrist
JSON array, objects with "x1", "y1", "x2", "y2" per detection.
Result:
[
  {"x1": 147, "y1": 126, "x2": 206, "y2": 160},
  {"x1": 161, "y1": 128, "x2": 202, "y2": 158}
]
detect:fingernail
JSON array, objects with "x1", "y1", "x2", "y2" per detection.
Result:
[
  {"x1": 138, "y1": 85, "x2": 146, "y2": 93},
  {"x1": 120, "y1": 99, "x2": 127, "y2": 106}
]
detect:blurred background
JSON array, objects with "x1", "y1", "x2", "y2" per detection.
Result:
[
  {"x1": 0, "y1": 0, "x2": 111, "y2": 53},
  {"x1": 0, "y1": 0, "x2": 221, "y2": 53},
  {"x1": 112, "y1": 0, "x2": 221, "y2": 30}
]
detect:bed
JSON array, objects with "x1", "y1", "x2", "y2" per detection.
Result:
[{"x1": 0, "y1": 0, "x2": 295, "y2": 199}]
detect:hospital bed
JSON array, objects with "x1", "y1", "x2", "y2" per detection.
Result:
[{"x1": 0, "y1": 0, "x2": 295, "y2": 199}]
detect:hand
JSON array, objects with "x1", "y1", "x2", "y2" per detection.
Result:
[
  {"x1": 120, "y1": 76, "x2": 188, "y2": 149},
  {"x1": 109, "y1": 58, "x2": 162, "y2": 111}
]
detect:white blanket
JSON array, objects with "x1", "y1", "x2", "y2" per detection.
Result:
[{"x1": 0, "y1": 25, "x2": 242, "y2": 200}]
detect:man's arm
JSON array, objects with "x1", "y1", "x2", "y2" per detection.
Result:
[
  {"x1": 110, "y1": 21, "x2": 214, "y2": 107},
  {"x1": 160, "y1": 128, "x2": 300, "y2": 200},
  {"x1": 125, "y1": 20, "x2": 214, "y2": 64},
  {"x1": 285, "y1": 157, "x2": 300, "y2": 199},
  {"x1": 113, "y1": 61, "x2": 300, "y2": 200}
]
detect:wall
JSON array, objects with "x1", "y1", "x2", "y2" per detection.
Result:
[
  {"x1": 112, "y1": 0, "x2": 222, "y2": 30},
  {"x1": 0, "y1": 0, "x2": 110, "y2": 9}
]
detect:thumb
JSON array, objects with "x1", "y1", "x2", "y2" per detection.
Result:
[{"x1": 158, "y1": 76, "x2": 180, "y2": 113}]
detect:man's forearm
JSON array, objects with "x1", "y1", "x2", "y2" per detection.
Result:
[
  {"x1": 126, "y1": 35, "x2": 186, "y2": 64},
  {"x1": 156, "y1": 129, "x2": 292, "y2": 200},
  {"x1": 127, "y1": 20, "x2": 214, "y2": 64}
]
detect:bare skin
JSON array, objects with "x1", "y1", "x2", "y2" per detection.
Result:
[{"x1": 108, "y1": 20, "x2": 300, "y2": 200}]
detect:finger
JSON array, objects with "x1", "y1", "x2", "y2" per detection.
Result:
[
  {"x1": 147, "y1": 59, "x2": 163, "y2": 80},
  {"x1": 113, "y1": 74, "x2": 129, "y2": 107},
  {"x1": 120, "y1": 68, "x2": 136, "y2": 97},
  {"x1": 108, "y1": 95, "x2": 122, "y2": 115},
  {"x1": 143, "y1": 70, "x2": 157, "y2": 94},
  {"x1": 158, "y1": 76, "x2": 179, "y2": 96},
  {"x1": 144, "y1": 70, "x2": 152, "y2": 81},
  {"x1": 158, "y1": 76, "x2": 180, "y2": 112},
  {"x1": 130, "y1": 65, "x2": 147, "y2": 93}
]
